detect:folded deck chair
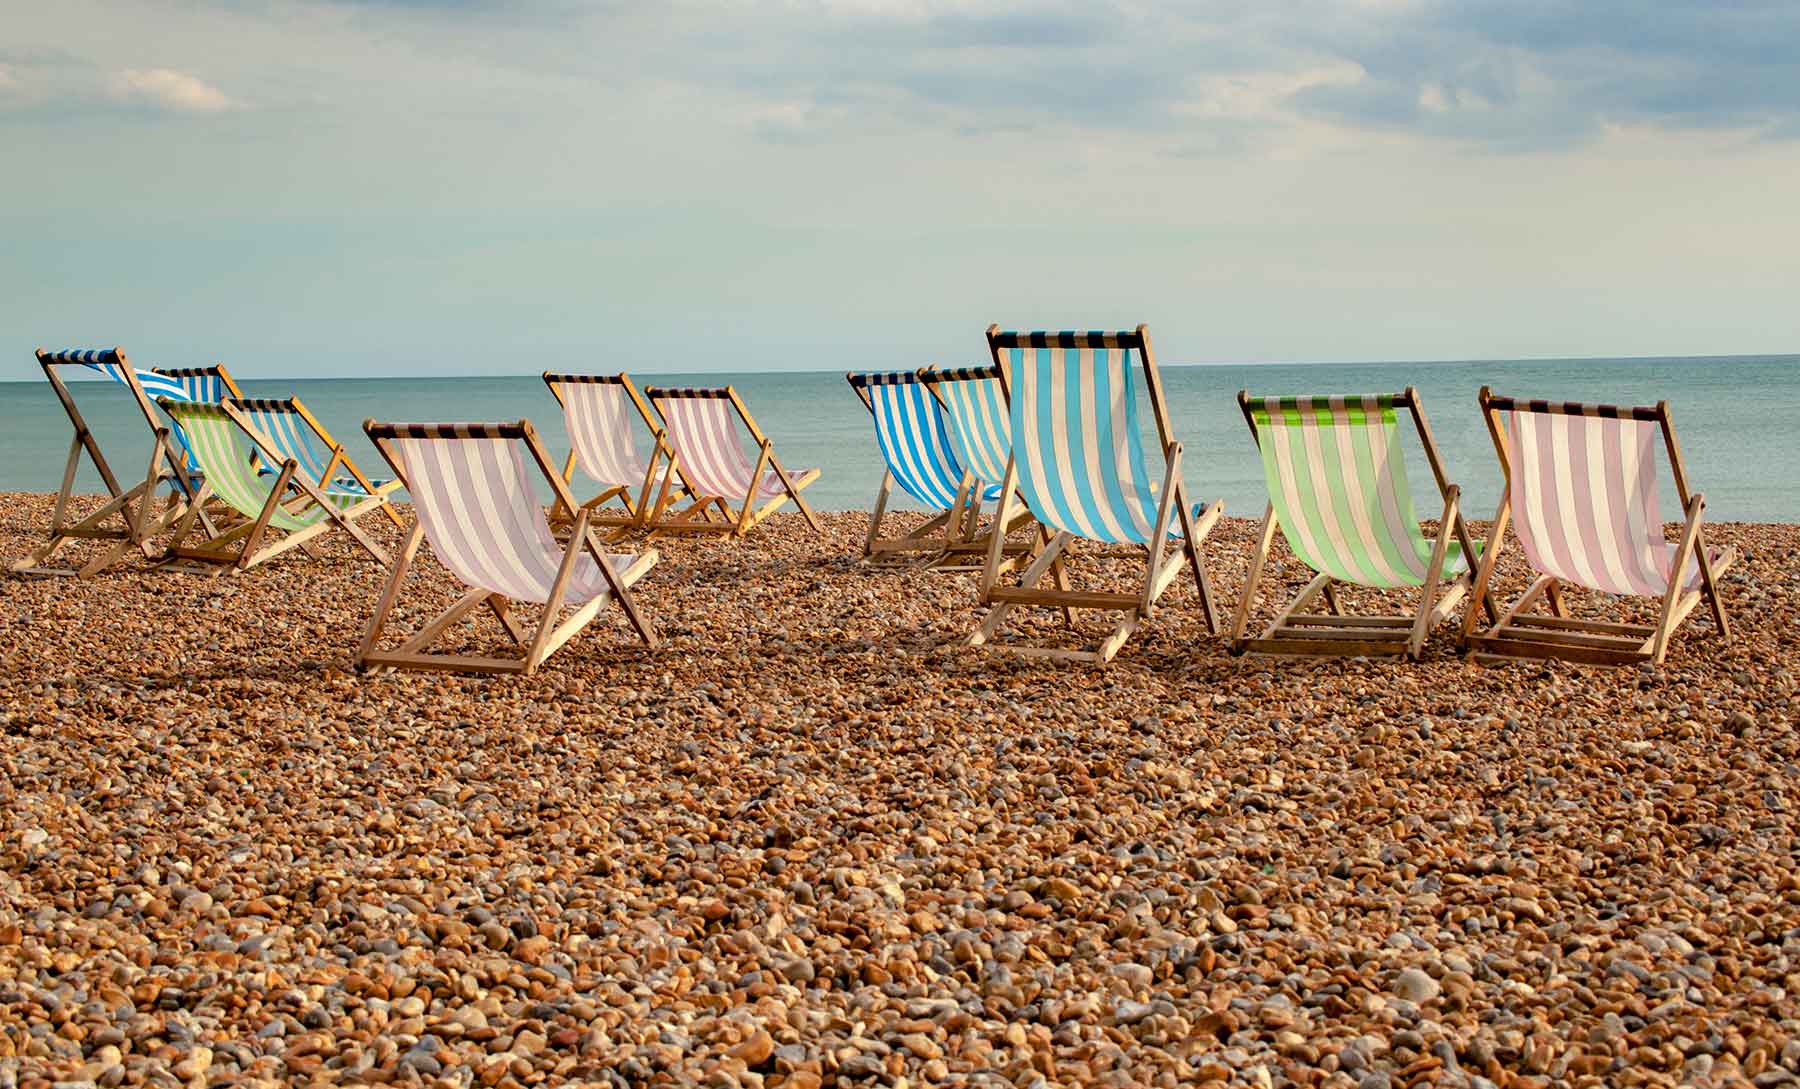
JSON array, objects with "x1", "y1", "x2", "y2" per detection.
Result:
[
  {"x1": 919, "y1": 364, "x2": 1039, "y2": 573},
  {"x1": 1461, "y1": 388, "x2": 1733, "y2": 666},
  {"x1": 163, "y1": 364, "x2": 405, "y2": 529},
  {"x1": 971, "y1": 326, "x2": 1224, "y2": 663},
  {"x1": 1229, "y1": 389, "x2": 1491, "y2": 659},
  {"x1": 155, "y1": 399, "x2": 392, "y2": 575},
  {"x1": 642, "y1": 386, "x2": 822, "y2": 538},
  {"x1": 12, "y1": 347, "x2": 212, "y2": 578},
  {"x1": 846, "y1": 370, "x2": 977, "y2": 565},
  {"x1": 357, "y1": 420, "x2": 659, "y2": 675},
  {"x1": 542, "y1": 372, "x2": 686, "y2": 533}
]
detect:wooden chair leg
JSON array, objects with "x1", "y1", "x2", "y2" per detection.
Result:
[
  {"x1": 864, "y1": 471, "x2": 894, "y2": 560},
  {"x1": 1650, "y1": 495, "x2": 1705, "y2": 665},
  {"x1": 1406, "y1": 486, "x2": 1459, "y2": 659},
  {"x1": 356, "y1": 522, "x2": 424, "y2": 669},
  {"x1": 1231, "y1": 503, "x2": 1278, "y2": 650},
  {"x1": 1460, "y1": 494, "x2": 1510, "y2": 648}
]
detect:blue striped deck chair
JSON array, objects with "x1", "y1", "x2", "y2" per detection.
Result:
[
  {"x1": 12, "y1": 347, "x2": 212, "y2": 578},
  {"x1": 160, "y1": 365, "x2": 405, "y2": 528},
  {"x1": 919, "y1": 363, "x2": 1041, "y2": 572},
  {"x1": 846, "y1": 370, "x2": 975, "y2": 566},
  {"x1": 154, "y1": 399, "x2": 390, "y2": 575},
  {"x1": 1229, "y1": 389, "x2": 1491, "y2": 660},
  {"x1": 970, "y1": 326, "x2": 1224, "y2": 663}
]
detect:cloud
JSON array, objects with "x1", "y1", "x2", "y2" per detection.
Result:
[{"x1": 108, "y1": 68, "x2": 237, "y2": 113}]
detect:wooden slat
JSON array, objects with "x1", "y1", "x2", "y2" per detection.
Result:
[
  {"x1": 1508, "y1": 614, "x2": 1654, "y2": 636},
  {"x1": 986, "y1": 587, "x2": 1140, "y2": 611},
  {"x1": 359, "y1": 651, "x2": 530, "y2": 675},
  {"x1": 1466, "y1": 635, "x2": 1647, "y2": 666},
  {"x1": 1242, "y1": 637, "x2": 1408, "y2": 658},
  {"x1": 1283, "y1": 614, "x2": 1414, "y2": 629}
]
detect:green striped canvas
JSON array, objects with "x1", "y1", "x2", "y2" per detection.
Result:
[
  {"x1": 1248, "y1": 395, "x2": 1470, "y2": 588},
  {"x1": 163, "y1": 404, "x2": 359, "y2": 532}
]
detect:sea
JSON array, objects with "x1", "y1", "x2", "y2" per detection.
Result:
[{"x1": 2, "y1": 355, "x2": 1794, "y2": 522}]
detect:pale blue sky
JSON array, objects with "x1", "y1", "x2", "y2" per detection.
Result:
[{"x1": 6, "y1": 1, "x2": 1799, "y2": 377}]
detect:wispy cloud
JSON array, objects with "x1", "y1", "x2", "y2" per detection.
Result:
[{"x1": 108, "y1": 68, "x2": 238, "y2": 113}]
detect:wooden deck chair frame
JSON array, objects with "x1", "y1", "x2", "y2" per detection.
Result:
[
  {"x1": 541, "y1": 372, "x2": 690, "y2": 534},
  {"x1": 155, "y1": 399, "x2": 392, "y2": 575},
  {"x1": 917, "y1": 364, "x2": 1040, "y2": 576},
  {"x1": 356, "y1": 420, "x2": 659, "y2": 676},
  {"x1": 1228, "y1": 387, "x2": 1495, "y2": 660},
  {"x1": 640, "y1": 386, "x2": 823, "y2": 538},
  {"x1": 1460, "y1": 388, "x2": 1734, "y2": 667},
  {"x1": 12, "y1": 348, "x2": 209, "y2": 578},
  {"x1": 847, "y1": 370, "x2": 975, "y2": 568},
  {"x1": 164, "y1": 365, "x2": 406, "y2": 529},
  {"x1": 971, "y1": 325, "x2": 1224, "y2": 664}
]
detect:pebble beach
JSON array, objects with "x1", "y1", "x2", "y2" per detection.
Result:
[{"x1": 3, "y1": 492, "x2": 1798, "y2": 1089}]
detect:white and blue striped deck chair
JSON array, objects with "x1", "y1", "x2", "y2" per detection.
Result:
[
  {"x1": 970, "y1": 326, "x2": 1224, "y2": 663},
  {"x1": 231, "y1": 396, "x2": 405, "y2": 528},
  {"x1": 13, "y1": 347, "x2": 210, "y2": 578},
  {"x1": 846, "y1": 370, "x2": 973, "y2": 565},
  {"x1": 919, "y1": 363, "x2": 1040, "y2": 571}
]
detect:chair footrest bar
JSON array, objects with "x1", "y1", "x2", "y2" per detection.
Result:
[{"x1": 986, "y1": 587, "x2": 1141, "y2": 611}]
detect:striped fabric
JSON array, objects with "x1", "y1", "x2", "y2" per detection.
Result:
[
  {"x1": 68, "y1": 355, "x2": 209, "y2": 473},
  {"x1": 1506, "y1": 408, "x2": 1704, "y2": 597},
  {"x1": 935, "y1": 370, "x2": 1012, "y2": 487},
  {"x1": 652, "y1": 393, "x2": 806, "y2": 500},
  {"x1": 554, "y1": 381, "x2": 649, "y2": 487},
  {"x1": 1248, "y1": 396, "x2": 1469, "y2": 588},
  {"x1": 161, "y1": 404, "x2": 358, "y2": 531},
  {"x1": 159, "y1": 371, "x2": 227, "y2": 404},
  {"x1": 850, "y1": 372, "x2": 966, "y2": 508},
  {"x1": 235, "y1": 401, "x2": 386, "y2": 496},
  {"x1": 1002, "y1": 343, "x2": 1172, "y2": 546},
  {"x1": 392, "y1": 435, "x2": 626, "y2": 605}
]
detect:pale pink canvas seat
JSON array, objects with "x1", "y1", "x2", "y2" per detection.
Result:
[
  {"x1": 357, "y1": 420, "x2": 659, "y2": 675},
  {"x1": 642, "y1": 386, "x2": 822, "y2": 538},
  {"x1": 1463, "y1": 390, "x2": 1733, "y2": 666},
  {"x1": 542, "y1": 373, "x2": 682, "y2": 532}
]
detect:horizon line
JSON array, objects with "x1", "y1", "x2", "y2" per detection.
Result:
[{"x1": 6, "y1": 350, "x2": 1794, "y2": 385}]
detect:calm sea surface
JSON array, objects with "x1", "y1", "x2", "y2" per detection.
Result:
[{"x1": 2, "y1": 356, "x2": 1793, "y2": 521}]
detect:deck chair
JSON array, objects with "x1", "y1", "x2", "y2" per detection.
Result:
[
  {"x1": 642, "y1": 386, "x2": 822, "y2": 537},
  {"x1": 154, "y1": 399, "x2": 392, "y2": 574},
  {"x1": 12, "y1": 347, "x2": 212, "y2": 578},
  {"x1": 971, "y1": 326, "x2": 1224, "y2": 663},
  {"x1": 919, "y1": 364, "x2": 1038, "y2": 573},
  {"x1": 1229, "y1": 390, "x2": 1491, "y2": 659},
  {"x1": 846, "y1": 370, "x2": 977, "y2": 565},
  {"x1": 164, "y1": 364, "x2": 405, "y2": 529},
  {"x1": 356, "y1": 420, "x2": 659, "y2": 675},
  {"x1": 1461, "y1": 388, "x2": 1734, "y2": 666},
  {"x1": 542, "y1": 372, "x2": 686, "y2": 533}
]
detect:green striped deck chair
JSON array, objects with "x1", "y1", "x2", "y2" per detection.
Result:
[
  {"x1": 154, "y1": 399, "x2": 390, "y2": 575},
  {"x1": 970, "y1": 325, "x2": 1224, "y2": 664},
  {"x1": 162, "y1": 365, "x2": 405, "y2": 529},
  {"x1": 1229, "y1": 389, "x2": 1488, "y2": 659}
]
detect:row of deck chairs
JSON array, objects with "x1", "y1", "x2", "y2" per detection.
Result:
[
  {"x1": 13, "y1": 348, "x2": 822, "y2": 675},
  {"x1": 849, "y1": 326, "x2": 1734, "y2": 667}
]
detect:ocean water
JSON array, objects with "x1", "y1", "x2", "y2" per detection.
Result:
[{"x1": 2, "y1": 355, "x2": 1794, "y2": 522}]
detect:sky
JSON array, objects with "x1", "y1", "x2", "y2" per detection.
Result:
[{"x1": 5, "y1": 0, "x2": 1800, "y2": 377}]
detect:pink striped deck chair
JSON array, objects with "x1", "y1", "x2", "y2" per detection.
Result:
[
  {"x1": 642, "y1": 386, "x2": 822, "y2": 538},
  {"x1": 357, "y1": 420, "x2": 659, "y2": 676},
  {"x1": 542, "y1": 372, "x2": 688, "y2": 533},
  {"x1": 1461, "y1": 388, "x2": 1734, "y2": 666}
]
